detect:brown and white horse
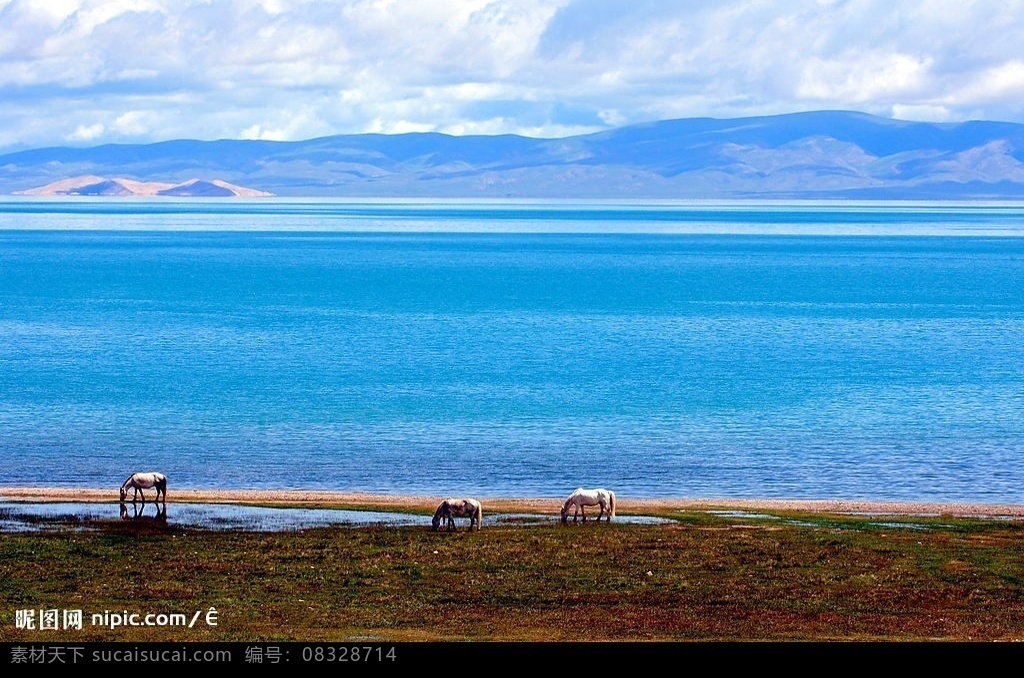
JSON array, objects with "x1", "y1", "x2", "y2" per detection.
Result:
[
  {"x1": 119, "y1": 472, "x2": 167, "y2": 504},
  {"x1": 432, "y1": 498, "x2": 482, "y2": 531},
  {"x1": 560, "y1": 488, "x2": 615, "y2": 523}
]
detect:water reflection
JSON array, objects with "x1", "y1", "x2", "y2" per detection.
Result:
[
  {"x1": 1, "y1": 501, "x2": 672, "y2": 532},
  {"x1": 119, "y1": 501, "x2": 167, "y2": 523}
]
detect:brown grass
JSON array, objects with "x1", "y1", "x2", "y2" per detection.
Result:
[{"x1": 3, "y1": 511, "x2": 1024, "y2": 642}]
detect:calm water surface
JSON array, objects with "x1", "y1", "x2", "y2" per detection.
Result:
[{"x1": 1, "y1": 200, "x2": 1022, "y2": 502}]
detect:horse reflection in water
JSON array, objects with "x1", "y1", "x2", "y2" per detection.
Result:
[
  {"x1": 432, "y1": 498, "x2": 483, "y2": 531},
  {"x1": 120, "y1": 501, "x2": 167, "y2": 524}
]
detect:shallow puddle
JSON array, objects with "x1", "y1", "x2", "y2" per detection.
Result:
[
  {"x1": 0, "y1": 502, "x2": 671, "y2": 532},
  {"x1": 705, "y1": 510, "x2": 782, "y2": 521},
  {"x1": 0, "y1": 502, "x2": 434, "y2": 531},
  {"x1": 699, "y1": 509, "x2": 972, "y2": 531},
  {"x1": 703, "y1": 509, "x2": 818, "y2": 527}
]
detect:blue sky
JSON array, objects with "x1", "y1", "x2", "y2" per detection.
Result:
[{"x1": 1, "y1": 0, "x2": 1023, "y2": 150}]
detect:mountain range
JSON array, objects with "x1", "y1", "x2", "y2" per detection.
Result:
[
  {"x1": 3, "y1": 110, "x2": 1024, "y2": 199},
  {"x1": 15, "y1": 175, "x2": 273, "y2": 197}
]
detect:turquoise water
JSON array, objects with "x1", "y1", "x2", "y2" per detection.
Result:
[{"x1": 1, "y1": 200, "x2": 1022, "y2": 501}]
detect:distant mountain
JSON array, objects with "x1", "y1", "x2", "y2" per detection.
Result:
[
  {"x1": 3, "y1": 111, "x2": 1024, "y2": 198},
  {"x1": 15, "y1": 175, "x2": 273, "y2": 197}
]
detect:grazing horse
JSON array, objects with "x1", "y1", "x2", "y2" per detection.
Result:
[
  {"x1": 561, "y1": 487, "x2": 616, "y2": 523},
  {"x1": 119, "y1": 472, "x2": 167, "y2": 504},
  {"x1": 431, "y1": 498, "x2": 483, "y2": 532}
]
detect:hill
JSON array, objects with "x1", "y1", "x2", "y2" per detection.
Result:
[
  {"x1": 14, "y1": 175, "x2": 273, "y2": 197},
  {"x1": 3, "y1": 111, "x2": 1023, "y2": 198}
]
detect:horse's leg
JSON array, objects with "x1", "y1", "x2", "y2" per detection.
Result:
[{"x1": 581, "y1": 505, "x2": 587, "y2": 522}]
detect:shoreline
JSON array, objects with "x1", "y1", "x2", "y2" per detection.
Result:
[{"x1": 3, "y1": 486, "x2": 1024, "y2": 517}]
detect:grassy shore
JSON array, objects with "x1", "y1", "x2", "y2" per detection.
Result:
[{"x1": 3, "y1": 503, "x2": 1024, "y2": 641}]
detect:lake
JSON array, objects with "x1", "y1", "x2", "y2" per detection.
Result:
[{"x1": 1, "y1": 199, "x2": 1022, "y2": 502}]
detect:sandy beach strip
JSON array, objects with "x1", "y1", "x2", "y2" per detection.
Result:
[{"x1": 2, "y1": 486, "x2": 1023, "y2": 518}]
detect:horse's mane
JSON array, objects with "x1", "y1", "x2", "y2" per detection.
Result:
[
  {"x1": 120, "y1": 474, "x2": 135, "y2": 490},
  {"x1": 562, "y1": 488, "x2": 584, "y2": 510}
]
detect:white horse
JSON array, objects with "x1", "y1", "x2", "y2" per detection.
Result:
[
  {"x1": 561, "y1": 487, "x2": 616, "y2": 523},
  {"x1": 119, "y1": 472, "x2": 167, "y2": 504},
  {"x1": 432, "y1": 498, "x2": 483, "y2": 531}
]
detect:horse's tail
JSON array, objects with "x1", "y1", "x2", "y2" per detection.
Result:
[
  {"x1": 156, "y1": 475, "x2": 167, "y2": 495},
  {"x1": 609, "y1": 491, "x2": 616, "y2": 519},
  {"x1": 474, "y1": 502, "x2": 482, "y2": 530}
]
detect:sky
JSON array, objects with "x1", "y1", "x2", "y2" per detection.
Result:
[{"x1": 1, "y1": 0, "x2": 1023, "y2": 150}]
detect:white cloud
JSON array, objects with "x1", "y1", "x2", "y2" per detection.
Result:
[
  {"x1": 945, "y1": 60, "x2": 1024, "y2": 105},
  {"x1": 112, "y1": 110, "x2": 155, "y2": 136},
  {"x1": 3, "y1": 0, "x2": 1024, "y2": 150},
  {"x1": 439, "y1": 118, "x2": 598, "y2": 138},
  {"x1": 240, "y1": 124, "x2": 274, "y2": 140},
  {"x1": 67, "y1": 122, "x2": 105, "y2": 141},
  {"x1": 891, "y1": 104, "x2": 952, "y2": 123},
  {"x1": 364, "y1": 119, "x2": 435, "y2": 135},
  {"x1": 597, "y1": 109, "x2": 626, "y2": 127},
  {"x1": 798, "y1": 53, "x2": 933, "y2": 102},
  {"x1": 238, "y1": 107, "x2": 332, "y2": 140}
]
